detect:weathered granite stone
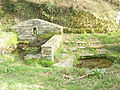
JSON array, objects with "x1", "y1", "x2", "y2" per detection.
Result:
[
  {"x1": 0, "y1": 51, "x2": 3, "y2": 54},
  {"x1": 18, "y1": 35, "x2": 36, "y2": 42},
  {"x1": 61, "y1": 53, "x2": 69, "y2": 58},
  {"x1": 116, "y1": 11, "x2": 120, "y2": 24},
  {"x1": 78, "y1": 46, "x2": 86, "y2": 49},
  {"x1": 79, "y1": 53, "x2": 94, "y2": 57},
  {"x1": 24, "y1": 54, "x2": 41, "y2": 59},
  {"x1": 0, "y1": 59, "x2": 5, "y2": 63},
  {"x1": 72, "y1": 47, "x2": 77, "y2": 52},
  {"x1": 53, "y1": 55, "x2": 75, "y2": 68},
  {"x1": 41, "y1": 35, "x2": 62, "y2": 61}
]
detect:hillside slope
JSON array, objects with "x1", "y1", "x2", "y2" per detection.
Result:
[
  {"x1": 0, "y1": 0, "x2": 119, "y2": 32},
  {"x1": 26, "y1": 0, "x2": 119, "y2": 21}
]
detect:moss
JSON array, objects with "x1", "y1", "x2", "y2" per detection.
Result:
[
  {"x1": 36, "y1": 31, "x2": 60, "y2": 41},
  {"x1": 0, "y1": 53, "x2": 20, "y2": 63},
  {"x1": 37, "y1": 34, "x2": 53, "y2": 40},
  {"x1": 6, "y1": 32, "x2": 18, "y2": 46},
  {"x1": 0, "y1": 32, "x2": 18, "y2": 46},
  {"x1": 0, "y1": 32, "x2": 18, "y2": 55}
]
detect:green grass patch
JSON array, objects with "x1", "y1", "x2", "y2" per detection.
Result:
[
  {"x1": 0, "y1": 63, "x2": 119, "y2": 89},
  {"x1": 25, "y1": 58, "x2": 54, "y2": 67}
]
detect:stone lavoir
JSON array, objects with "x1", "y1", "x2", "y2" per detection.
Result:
[
  {"x1": 11, "y1": 19, "x2": 63, "y2": 61},
  {"x1": 11, "y1": 19, "x2": 63, "y2": 42}
]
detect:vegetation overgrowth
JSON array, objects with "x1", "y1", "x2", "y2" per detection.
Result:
[
  {"x1": 0, "y1": 0, "x2": 119, "y2": 32},
  {"x1": 0, "y1": 62, "x2": 119, "y2": 89},
  {"x1": 0, "y1": 0, "x2": 120, "y2": 89}
]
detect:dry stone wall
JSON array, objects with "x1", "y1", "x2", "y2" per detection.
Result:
[
  {"x1": 41, "y1": 35, "x2": 62, "y2": 61},
  {"x1": 0, "y1": 32, "x2": 17, "y2": 54},
  {"x1": 11, "y1": 19, "x2": 63, "y2": 42}
]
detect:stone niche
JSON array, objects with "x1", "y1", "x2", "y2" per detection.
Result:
[{"x1": 11, "y1": 19, "x2": 63, "y2": 44}]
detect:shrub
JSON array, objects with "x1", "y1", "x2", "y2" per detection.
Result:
[
  {"x1": 90, "y1": 68, "x2": 105, "y2": 78},
  {"x1": 1, "y1": 0, "x2": 15, "y2": 14},
  {"x1": 0, "y1": 62, "x2": 15, "y2": 73},
  {"x1": 40, "y1": 60, "x2": 54, "y2": 67},
  {"x1": 2, "y1": 65, "x2": 15, "y2": 73}
]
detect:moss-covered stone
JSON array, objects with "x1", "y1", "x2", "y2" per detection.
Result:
[{"x1": 0, "y1": 32, "x2": 18, "y2": 53}]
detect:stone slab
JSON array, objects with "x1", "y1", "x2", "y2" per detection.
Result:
[{"x1": 53, "y1": 55, "x2": 75, "y2": 68}]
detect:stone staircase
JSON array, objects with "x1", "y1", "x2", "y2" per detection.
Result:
[
  {"x1": 63, "y1": 38, "x2": 109, "y2": 57},
  {"x1": 77, "y1": 40, "x2": 107, "y2": 57},
  {"x1": 54, "y1": 38, "x2": 109, "y2": 67}
]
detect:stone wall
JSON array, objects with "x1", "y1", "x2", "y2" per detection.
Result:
[
  {"x1": 0, "y1": 32, "x2": 18, "y2": 54},
  {"x1": 11, "y1": 19, "x2": 63, "y2": 42},
  {"x1": 41, "y1": 35, "x2": 62, "y2": 61}
]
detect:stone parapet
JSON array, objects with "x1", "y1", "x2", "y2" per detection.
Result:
[{"x1": 41, "y1": 35, "x2": 62, "y2": 61}]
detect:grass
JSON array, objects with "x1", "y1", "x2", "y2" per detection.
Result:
[
  {"x1": 59, "y1": 31, "x2": 120, "y2": 62},
  {"x1": 0, "y1": 32, "x2": 18, "y2": 46},
  {"x1": 26, "y1": 0, "x2": 118, "y2": 21},
  {"x1": 0, "y1": 0, "x2": 120, "y2": 89},
  {"x1": 0, "y1": 30, "x2": 120, "y2": 89},
  {"x1": 0, "y1": 33, "x2": 120, "y2": 89},
  {"x1": 0, "y1": 0, "x2": 118, "y2": 33},
  {"x1": 0, "y1": 62, "x2": 119, "y2": 89}
]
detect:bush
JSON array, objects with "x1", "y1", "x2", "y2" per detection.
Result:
[
  {"x1": 90, "y1": 68, "x2": 105, "y2": 78},
  {"x1": 1, "y1": 65, "x2": 15, "y2": 73},
  {"x1": 1, "y1": 0, "x2": 15, "y2": 14},
  {"x1": 40, "y1": 60, "x2": 54, "y2": 67}
]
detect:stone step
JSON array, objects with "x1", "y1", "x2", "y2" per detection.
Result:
[
  {"x1": 76, "y1": 41, "x2": 87, "y2": 44},
  {"x1": 64, "y1": 41, "x2": 103, "y2": 46},
  {"x1": 97, "y1": 49, "x2": 110, "y2": 54},
  {"x1": 79, "y1": 52, "x2": 106, "y2": 57},
  {"x1": 105, "y1": 43, "x2": 120, "y2": 46},
  {"x1": 78, "y1": 46, "x2": 86, "y2": 49},
  {"x1": 89, "y1": 41, "x2": 102, "y2": 44},
  {"x1": 87, "y1": 44, "x2": 104, "y2": 48},
  {"x1": 72, "y1": 45, "x2": 106, "y2": 52},
  {"x1": 96, "y1": 49, "x2": 108, "y2": 52},
  {"x1": 79, "y1": 53, "x2": 95, "y2": 57},
  {"x1": 64, "y1": 41, "x2": 87, "y2": 45}
]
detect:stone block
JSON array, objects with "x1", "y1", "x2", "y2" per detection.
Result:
[
  {"x1": 41, "y1": 35, "x2": 62, "y2": 61},
  {"x1": 53, "y1": 55, "x2": 75, "y2": 68},
  {"x1": 24, "y1": 54, "x2": 41, "y2": 59}
]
